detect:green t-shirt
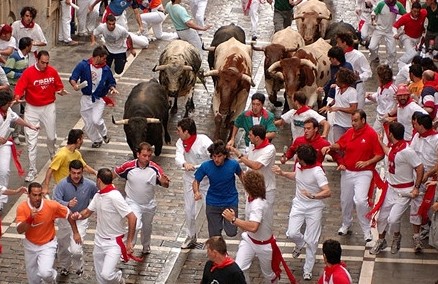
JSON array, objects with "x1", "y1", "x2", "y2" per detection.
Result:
[
  {"x1": 165, "y1": 2, "x2": 192, "y2": 31},
  {"x1": 274, "y1": 0, "x2": 293, "y2": 11}
]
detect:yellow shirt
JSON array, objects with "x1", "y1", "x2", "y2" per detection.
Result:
[
  {"x1": 49, "y1": 147, "x2": 87, "y2": 183},
  {"x1": 408, "y1": 80, "x2": 424, "y2": 99}
]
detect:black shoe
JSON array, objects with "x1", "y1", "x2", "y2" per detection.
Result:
[
  {"x1": 251, "y1": 35, "x2": 258, "y2": 41},
  {"x1": 60, "y1": 268, "x2": 69, "y2": 276},
  {"x1": 91, "y1": 141, "x2": 103, "y2": 148},
  {"x1": 76, "y1": 267, "x2": 83, "y2": 276},
  {"x1": 103, "y1": 135, "x2": 110, "y2": 144}
]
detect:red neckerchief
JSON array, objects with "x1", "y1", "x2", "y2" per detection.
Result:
[
  {"x1": 299, "y1": 163, "x2": 321, "y2": 170},
  {"x1": 183, "y1": 134, "x2": 197, "y2": 153},
  {"x1": 210, "y1": 256, "x2": 235, "y2": 272},
  {"x1": 0, "y1": 107, "x2": 6, "y2": 119},
  {"x1": 244, "y1": 108, "x2": 269, "y2": 119},
  {"x1": 21, "y1": 19, "x2": 34, "y2": 29},
  {"x1": 323, "y1": 262, "x2": 348, "y2": 283},
  {"x1": 398, "y1": 98, "x2": 414, "y2": 108},
  {"x1": 345, "y1": 46, "x2": 354, "y2": 52},
  {"x1": 419, "y1": 128, "x2": 438, "y2": 138},
  {"x1": 99, "y1": 184, "x2": 117, "y2": 194},
  {"x1": 295, "y1": 105, "x2": 310, "y2": 115},
  {"x1": 388, "y1": 140, "x2": 407, "y2": 174},
  {"x1": 247, "y1": 195, "x2": 255, "y2": 202},
  {"x1": 379, "y1": 82, "x2": 393, "y2": 95},
  {"x1": 88, "y1": 57, "x2": 106, "y2": 68},
  {"x1": 254, "y1": 138, "x2": 270, "y2": 150}
]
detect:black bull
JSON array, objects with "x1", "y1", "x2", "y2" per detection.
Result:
[{"x1": 112, "y1": 79, "x2": 171, "y2": 157}]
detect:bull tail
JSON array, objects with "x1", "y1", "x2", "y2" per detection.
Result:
[{"x1": 197, "y1": 69, "x2": 209, "y2": 94}]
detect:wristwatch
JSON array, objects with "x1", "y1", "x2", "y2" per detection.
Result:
[{"x1": 231, "y1": 217, "x2": 237, "y2": 224}]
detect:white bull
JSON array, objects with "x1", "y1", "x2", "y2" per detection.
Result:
[{"x1": 294, "y1": 0, "x2": 331, "y2": 44}]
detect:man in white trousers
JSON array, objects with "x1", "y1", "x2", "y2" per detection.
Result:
[
  {"x1": 369, "y1": 122, "x2": 424, "y2": 255},
  {"x1": 16, "y1": 182, "x2": 78, "y2": 284},
  {"x1": 273, "y1": 144, "x2": 331, "y2": 281},
  {"x1": 59, "y1": 0, "x2": 79, "y2": 45},
  {"x1": 114, "y1": 142, "x2": 170, "y2": 255},
  {"x1": 14, "y1": 50, "x2": 67, "y2": 182},
  {"x1": 71, "y1": 168, "x2": 137, "y2": 284},
  {"x1": 53, "y1": 160, "x2": 98, "y2": 276},
  {"x1": 76, "y1": 0, "x2": 99, "y2": 36},
  {"x1": 175, "y1": 117, "x2": 212, "y2": 249},
  {"x1": 70, "y1": 46, "x2": 117, "y2": 148},
  {"x1": 190, "y1": 0, "x2": 209, "y2": 35}
]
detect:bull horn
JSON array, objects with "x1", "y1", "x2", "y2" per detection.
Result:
[
  {"x1": 293, "y1": 15, "x2": 304, "y2": 20},
  {"x1": 300, "y1": 58, "x2": 317, "y2": 70},
  {"x1": 146, "y1": 118, "x2": 161, "y2": 123},
  {"x1": 241, "y1": 74, "x2": 255, "y2": 87},
  {"x1": 203, "y1": 70, "x2": 219, "y2": 77},
  {"x1": 284, "y1": 47, "x2": 299, "y2": 53},
  {"x1": 112, "y1": 115, "x2": 129, "y2": 125},
  {"x1": 183, "y1": 65, "x2": 193, "y2": 71},
  {"x1": 317, "y1": 13, "x2": 332, "y2": 20},
  {"x1": 202, "y1": 44, "x2": 216, "y2": 52},
  {"x1": 267, "y1": 60, "x2": 281, "y2": 75},
  {"x1": 152, "y1": 64, "x2": 168, "y2": 72},
  {"x1": 251, "y1": 44, "x2": 265, "y2": 52}
]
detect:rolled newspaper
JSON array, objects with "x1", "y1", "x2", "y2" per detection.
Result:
[{"x1": 77, "y1": 81, "x2": 88, "y2": 89}]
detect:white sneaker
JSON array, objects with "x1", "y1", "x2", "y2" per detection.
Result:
[
  {"x1": 25, "y1": 171, "x2": 37, "y2": 182},
  {"x1": 338, "y1": 225, "x2": 350, "y2": 236},
  {"x1": 369, "y1": 239, "x2": 387, "y2": 255},
  {"x1": 303, "y1": 272, "x2": 312, "y2": 280},
  {"x1": 181, "y1": 235, "x2": 197, "y2": 249},
  {"x1": 364, "y1": 231, "x2": 373, "y2": 243}
]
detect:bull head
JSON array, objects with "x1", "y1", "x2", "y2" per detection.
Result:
[{"x1": 112, "y1": 115, "x2": 161, "y2": 125}]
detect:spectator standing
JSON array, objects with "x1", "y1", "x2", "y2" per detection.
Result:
[
  {"x1": 16, "y1": 182, "x2": 78, "y2": 284},
  {"x1": 193, "y1": 140, "x2": 243, "y2": 237},
  {"x1": 223, "y1": 170, "x2": 295, "y2": 283},
  {"x1": 201, "y1": 236, "x2": 246, "y2": 284},
  {"x1": 227, "y1": 92, "x2": 277, "y2": 150},
  {"x1": 71, "y1": 168, "x2": 137, "y2": 284},
  {"x1": 368, "y1": 0, "x2": 406, "y2": 66},
  {"x1": 175, "y1": 118, "x2": 212, "y2": 249},
  {"x1": 11, "y1": 7, "x2": 47, "y2": 66},
  {"x1": 114, "y1": 142, "x2": 170, "y2": 255},
  {"x1": 42, "y1": 129, "x2": 96, "y2": 195},
  {"x1": 318, "y1": 239, "x2": 352, "y2": 284},
  {"x1": 322, "y1": 110, "x2": 384, "y2": 243},
  {"x1": 0, "y1": 24, "x2": 16, "y2": 65},
  {"x1": 369, "y1": 122, "x2": 424, "y2": 255},
  {"x1": 0, "y1": 91, "x2": 39, "y2": 210},
  {"x1": 91, "y1": 14, "x2": 136, "y2": 75},
  {"x1": 70, "y1": 46, "x2": 117, "y2": 148},
  {"x1": 53, "y1": 160, "x2": 98, "y2": 276},
  {"x1": 273, "y1": 144, "x2": 331, "y2": 281},
  {"x1": 59, "y1": 0, "x2": 79, "y2": 46},
  {"x1": 393, "y1": 2, "x2": 427, "y2": 69},
  {"x1": 165, "y1": 0, "x2": 212, "y2": 50},
  {"x1": 14, "y1": 50, "x2": 67, "y2": 182}
]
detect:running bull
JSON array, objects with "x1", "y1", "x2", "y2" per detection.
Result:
[{"x1": 112, "y1": 79, "x2": 171, "y2": 157}]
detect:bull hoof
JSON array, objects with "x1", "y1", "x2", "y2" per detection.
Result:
[{"x1": 273, "y1": 101, "x2": 283, "y2": 108}]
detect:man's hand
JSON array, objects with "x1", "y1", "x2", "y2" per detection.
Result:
[
  {"x1": 183, "y1": 163, "x2": 196, "y2": 171},
  {"x1": 0, "y1": 137, "x2": 7, "y2": 145},
  {"x1": 109, "y1": 87, "x2": 119, "y2": 96},
  {"x1": 71, "y1": 212, "x2": 82, "y2": 221},
  {"x1": 222, "y1": 208, "x2": 236, "y2": 223},
  {"x1": 336, "y1": 164, "x2": 346, "y2": 171},
  {"x1": 355, "y1": 160, "x2": 369, "y2": 169},
  {"x1": 68, "y1": 197, "x2": 78, "y2": 208},
  {"x1": 129, "y1": 49, "x2": 137, "y2": 57},
  {"x1": 73, "y1": 232, "x2": 82, "y2": 245},
  {"x1": 321, "y1": 146, "x2": 330, "y2": 155},
  {"x1": 193, "y1": 190, "x2": 202, "y2": 201},
  {"x1": 125, "y1": 241, "x2": 134, "y2": 254}
]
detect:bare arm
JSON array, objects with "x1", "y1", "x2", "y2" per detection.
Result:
[
  {"x1": 332, "y1": 103, "x2": 358, "y2": 114},
  {"x1": 42, "y1": 168, "x2": 54, "y2": 195},
  {"x1": 320, "y1": 120, "x2": 330, "y2": 138},
  {"x1": 222, "y1": 208, "x2": 260, "y2": 233},
  {"x1": 185, "y1": 19, "x2": 212, "y2": 31},
  {"x1": 17, "y1": 208, "x2": 38, "y2": 234},
  {"x1": 227, "y1": 125, "x2": 239, "y2": 147},
  {"x1": 84, "y1": 164, "x2": 97, "y2": 176},
  {"x1": 125, "y1": 212, "x2": 137, "y2": 254},
  {"x1": 272, "y1": 165, "x2": 296, "y2": 180},
  {"x1": 266, "y1": 131, "x2": 276, "y2": 141},
  {"x1": 193, "y1": 179, "x2": 202, "y2": 201}
]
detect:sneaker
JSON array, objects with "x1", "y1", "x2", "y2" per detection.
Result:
[
  {"x1": 91, "y1": 141, "x2": 103, "y2": 148},
  {"x1": 364, "y1": 231, "x2": 373, "y2": 243},
  {"x1": 337, "y1": 225, "x2": 351, "y2": 236},
  {"x1": 142, "y1": 246, "x2": 151, "y2": 255},
  {"x1": 413, "y1": 236, "x2": 423, "y2": 253},
  {"x1": 13, "y1": 136, "x2": 21, "y2": 145},
  {"x1": 76, "y1": 267, "x2": 83, "y2": 276},
  {"x1": 391, "y1": 234, "x2": 402, "y2": 254},
  {"x1": 303, "y1": 272, "x2": 312, "y2": 281},
  {"x1": 25, "y1": 171, "x2": 36, "y2": 182},
  {"x1": 181, "y1": 235, "x2": 197, "y2": 249},
  {"x1": 420, "y1": 224, "x2": 430, "y2": 240},
  {"x1": 65, "y1": 40, "x2": 79, "y2": 46},
  {"x1": 103, "y1": 135, "x2": 110, "y2": 144},
  {"x1": 369, "y1": 239, "x2": 387, "y2": 255},
  {"x1": 60, "y1": 268, "x2": 69, "y2": 276},
  {"x1": 291, "y1": 246, "x2": 302, "y2": 258},
  {"x1": 251, "y1": 35, "x2": 258, "y2": 41}
]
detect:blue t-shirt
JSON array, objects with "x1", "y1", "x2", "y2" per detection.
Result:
[
  {"x1": 194, "y1": 159, "x2": 242, "y2": 207},
  {"x1": 109, "y1": 0, "x2": 133, "y2": 16}
]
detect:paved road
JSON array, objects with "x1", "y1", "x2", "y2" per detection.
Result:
[{"x1": 1, "y1": 0, "x2": 438, "y2": 283}]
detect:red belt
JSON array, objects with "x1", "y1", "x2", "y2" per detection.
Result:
[
  {"x1": 248, "y1": 234, "x2": 273, "y2": 245},
  {"x1": 389, "y1": 181, "x2": 414, "y2": 189}
]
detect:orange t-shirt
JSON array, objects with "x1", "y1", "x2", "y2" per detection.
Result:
[{"x1": 16, "y1": 199, "x2": 69, "y2": 245}]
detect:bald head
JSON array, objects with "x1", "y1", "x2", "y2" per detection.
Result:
[{"x1": 422, "y1": 70, "x2": 435, "y2": 82}]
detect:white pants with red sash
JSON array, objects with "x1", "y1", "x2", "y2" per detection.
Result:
[
  {"x1": 93, "y1": 235, "x2": 123, "y2": 284},
  {"x1": 235, "y1": 232, "x2": 277, "y2": 284}
]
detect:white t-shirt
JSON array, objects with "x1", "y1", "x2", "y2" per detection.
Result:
[
  {"x1": 0, "y1": 37, "x2": 17, "y2": 65},
  {"x1": 0, "y1": 107, "x2": 19, "y2": 146},
  {"x1": 387, "y1": 145, "x2": 422, "y2": 185},
  {"x1": 246, "y1": 198, "x2": 272, "y2": 241},
  {"x1": 397, "y1": 102, "x2": 427, "y2": 141},
  {"x1": 410, "y1": 132, "x2": 438, "y2": 172},
  {"x1": 90, "y1": 64, "x2": 103, "y2": 93},
  {"x1": 333, "y1": 86, "x2": 358, "y2": 128},
  {"x1": 281, "y1": 108, "x2": 326, "y2": 139},
  {"x1": 293, "y1": 164, "x2": 328, "y2": 208},
  {"x1": 11, "y1": 21, "x2": 47, "y2": 53},
  {"x1": 88, "y1": 190, "x2": 132, "y2": 238},
  {"x1": 248, "y1": 144, "x2": 276, "y2": 192},
  {"x1": 93, "y1": 23, "x2": 129, "y2": 54}
]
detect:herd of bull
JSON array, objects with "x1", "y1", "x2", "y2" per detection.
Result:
[{"x1": 113, "y1": 0, "x2": 362, "y2": 158}]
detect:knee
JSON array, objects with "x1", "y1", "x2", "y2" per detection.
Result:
[
  {"x1": 39, "y1": 268, "x2": 55, "y2": 281},
  {"x1": 286, "y1": 230, "x2": 301, "y2": 240}
]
